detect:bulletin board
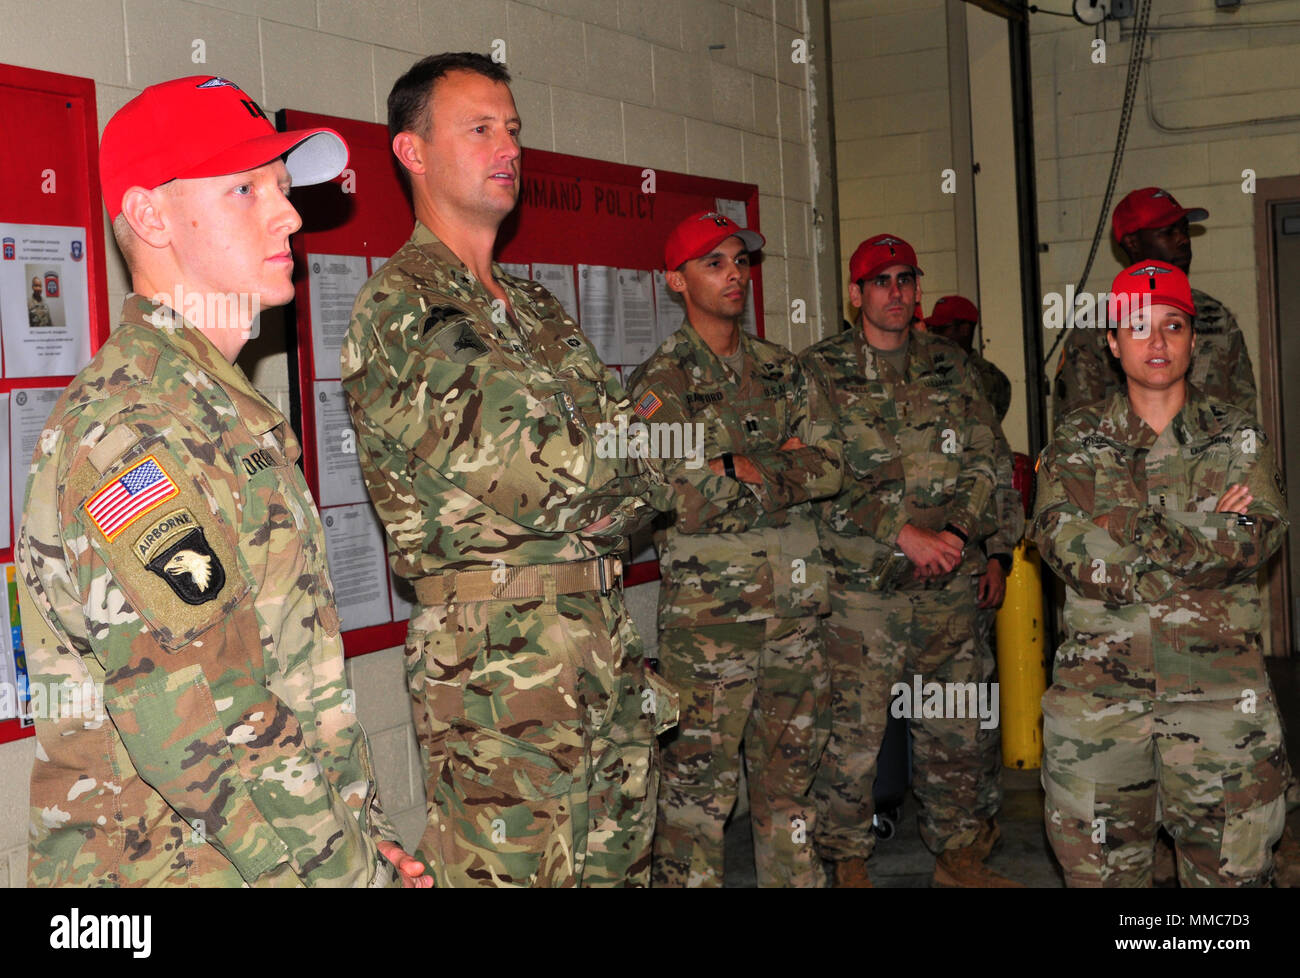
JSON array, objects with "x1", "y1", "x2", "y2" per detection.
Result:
[
  {"x1": 280, "y1": 108, "x2": 763, "y2": 658},
  {"x1": 0, "y1": 64, "x2": 112, "y2": 743}
]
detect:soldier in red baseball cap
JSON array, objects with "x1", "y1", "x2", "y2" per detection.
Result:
[
  {"x1": 799, "y1": 234, "x2": 1020, "y2": 888},
  {"x1": 629, "y1": 209, "x2": 841, "y2": 888},
  {"x1": 1053, "y1": 186, "x2": 1256, "y2": 423},
  {"x1": 1031, "y1": 258, "x2": 1289, "y2": 887},
  {"x1": 17, "y1": 75, "x2": 430, "y2": 888}
]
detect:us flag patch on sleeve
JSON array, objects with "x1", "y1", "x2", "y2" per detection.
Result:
[
  {"x1": 635, "y1": 390, "x2": 663, "y2": 420},
  {"x1": 85, "y1": 455, "x2": 180, "y2": 541}
]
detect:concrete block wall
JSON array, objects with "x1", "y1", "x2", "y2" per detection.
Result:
[
  {"x1": 0, "y1": 0, "x2": 824, "y2": 881},
  {"x1": 1031, "y1": 0, "x2": 1300, "y2": 426},
  {"x1": 830, "y1": 0, "x2": 959, "y2": 323}
]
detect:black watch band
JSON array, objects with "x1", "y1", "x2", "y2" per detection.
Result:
[
  {"x1": 992, "y1": 553, "x2": 1012, "y2": 575},
  {"x1": 942, "y1": 522, "x2": 969, "y2": 544},
  {"x1": 722, "y1": 452, "x2": 737, "y2": 480}
]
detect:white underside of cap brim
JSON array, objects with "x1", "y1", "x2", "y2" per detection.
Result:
[{"x1": 284, "y1": 130, "x2": 348, "y2": 187}]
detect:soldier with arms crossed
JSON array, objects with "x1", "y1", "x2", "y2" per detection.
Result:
[
  {"x1": 16, "y1": 76, "x2": 426, "y2": 887},
  {"x1": 343, "y1": 53, "x2": 676, "y2": 887},
  {"x1": 628, "y1": 211, "x2": 841, "y2": 887},
  {"x1": 1031, "y1": 260, "x2": 1288, "y2": 886}
]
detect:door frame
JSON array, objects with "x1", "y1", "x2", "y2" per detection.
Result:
[{"x1": 1253, "y1": 175, "x2": 1299, "y2": 657}]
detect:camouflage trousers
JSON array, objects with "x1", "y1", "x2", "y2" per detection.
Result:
[
  {"x1": 652, "y1": 616, "x2": 830, "y2": 887},
  {"x1": 973, "y1": 605, "x2": 1004, "y2": 823},
  {"x1": 1042, "y1": 689, "x2": 1288, "y2": 887},
  {"x1": 404, "y1": 584, "x2": 677, "y2": 887},
  {"x1": 813, "y1": 575, "x2": 999, "y2": 860}
]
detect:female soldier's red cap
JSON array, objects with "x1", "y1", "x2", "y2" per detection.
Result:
[{"x1": 1107, "y1": 259, "x2": 1196, "y2": 324}]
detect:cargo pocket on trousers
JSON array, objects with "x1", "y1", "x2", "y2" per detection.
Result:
[
  {"x1": 442, "y1": 724, "x2": 576, "y2": 886},
  {"x1": 1219, "y1": 751, "x2": 1287, "y2": 883},
  {"x1": 405, "y1": 626, "x2": 472, "y2": 738}
]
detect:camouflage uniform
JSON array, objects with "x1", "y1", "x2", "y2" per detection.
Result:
[
  {"x1": 799, "y1": 327, "x2": 999, "y2": 860},
  {"x1": 1053, "y1": 288, "x2": 1257, "y2": 422},
  {"x1": 28, "y1": 294, "x2": 53, "y2": 328},
  {"x1": 1029, "y1": 388, "x2": 1289, "y2": 887},
  {"x1": 968, "y1": 350, "x2": 1011, "y2": 425},
  {"x1": 627, "y1": 322, "x2": 840, "y2": 887},
  {"x1": 972, "y1": 377, "x2": 1022, "y2": 827},
  {"x1": 16, "y1": 295, "x2": 397, "y2": 887},
  {"x1": 343, "y1": 223, "x2": 677, "y2": 888}
]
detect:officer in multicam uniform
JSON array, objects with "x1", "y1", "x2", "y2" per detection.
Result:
[
  {"x1": 343, "y1": 53, "x2": 675, "y2": 888},
  {"x1": 627, "y1": 211, "x2": 841, "y2": 888},
  {"x1": 799, "y1": 233, "x2": 1019, "y2": 888},
  {"x1": 1053, "y1": 187, "x2": 1257, "y2": 422},
  {"x1": 15, "y1": 76, "x2": 423, "y2": 887},
  {"x1": 1031, "y1": 260, "x2": 1289, "y2": 887},
  {"x1": 28, "y1": 276, "x2": 53, "y2": 328},
  {"x1": 923, "y1": 294, "x2": 1024, "y2": 860}
]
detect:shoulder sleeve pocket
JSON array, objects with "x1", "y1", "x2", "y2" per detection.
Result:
[{"x1": 70, "y1": 435, "x2": 250, "y2": 652}]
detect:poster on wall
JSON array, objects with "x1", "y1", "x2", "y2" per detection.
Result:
[{"x1": 0, "y1": 223, "x2": 92, "y2": 377}]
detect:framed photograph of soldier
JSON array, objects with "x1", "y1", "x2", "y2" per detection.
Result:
[{"x1": 279, "y1": 105, "x2": 765, "y2": 657}]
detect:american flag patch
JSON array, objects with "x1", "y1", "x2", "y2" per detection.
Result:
[
  {"x1": 85, "y1": 455, "x2": 180, "y2": 541},
  {"x1": 634, "y1": 390, "x2": 663, "y2": 420}
]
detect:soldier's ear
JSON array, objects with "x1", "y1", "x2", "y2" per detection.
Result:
[
  {"x1": 665, "y1": 268, "x2": 687, "y2": 294},
  {"x1": 392, "y1": 130, "x2": 428, "y2": 177},
  {"x1": 1119, "y1": 233, "x2": 1141, "y2": 263},
  {"x1": 848, "y1": 281, "x2": 864, "y2": 310},
  {"x1": 1106, "y1": 326, "x2": 1120, "y2": 359},
  {"x1": 121, "y1": 187, "x2": 170, "y2": 250}
]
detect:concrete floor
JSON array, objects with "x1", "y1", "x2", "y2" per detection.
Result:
[{"x1": 720, "y1": 657, "x2": 1300, "y2": 888}]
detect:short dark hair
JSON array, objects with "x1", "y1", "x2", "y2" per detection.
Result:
[{"x1": 387, "y1": 52, "x2": 512, "y2": 143}]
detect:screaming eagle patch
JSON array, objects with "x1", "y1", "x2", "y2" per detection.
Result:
[{"x1": 135, "y1": 509, "x2": 225, "y2": 605}]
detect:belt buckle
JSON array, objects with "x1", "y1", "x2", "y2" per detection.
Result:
[{"x1": 597, "y1": 557, "x2": 610, "y2": 596}]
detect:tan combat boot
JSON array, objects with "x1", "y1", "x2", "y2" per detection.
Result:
[
  {"x1": 968, "y1": 818, "x2": 1002, "y2": 861},
  {"x1": 833, "y1": 857, "x2": 873, "y2": 888},
  {"x1": 932, "y1": 845, "x2": 1023, "y2": 888}
]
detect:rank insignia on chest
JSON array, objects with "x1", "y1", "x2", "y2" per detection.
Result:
[
  {"x1": 635, "y1": 390, "x2": 663, "y2": 419},
  {"x1": 85, "y1": 455, "x2": 180, "y2": 541},
  {"x1": 564, "y1": 336, "x2": 584, "y2": 349}
]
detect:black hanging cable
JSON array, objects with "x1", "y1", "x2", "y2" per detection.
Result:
[{"x1": 1042, "y1": 0, "x2": 1153, "y2": 380}]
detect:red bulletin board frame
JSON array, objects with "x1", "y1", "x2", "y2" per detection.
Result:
[
  {"x1": 0, "y1": 64, "x2": 112, "y2": 744},
  {"x1": 280, "y1": 108, "x2": 763, "y2": 658}
]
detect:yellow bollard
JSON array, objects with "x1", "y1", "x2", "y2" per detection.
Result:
[{"x1": 995, "y1": 540, "x2": 1049, "y2": 769}]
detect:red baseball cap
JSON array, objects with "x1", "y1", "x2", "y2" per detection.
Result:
[
  {"x1": 101, "y1": 75, "x2": 348, "y2": 221},
  {"x1": 1111, "y1": 187, "x2": 1208, "y2": 244},
  {"x1": 849, "y1": 233, "x2": 923, "y2": 283},
  {"x1": 1107, "y1": 260, "x2": 1196, "y2": 323},
  {"x1": 926, "y1": 295, "x2": 980, "y2": 327},
  {"x1": 664, "y1": 210, "x2": 764, "y2": 270}
]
